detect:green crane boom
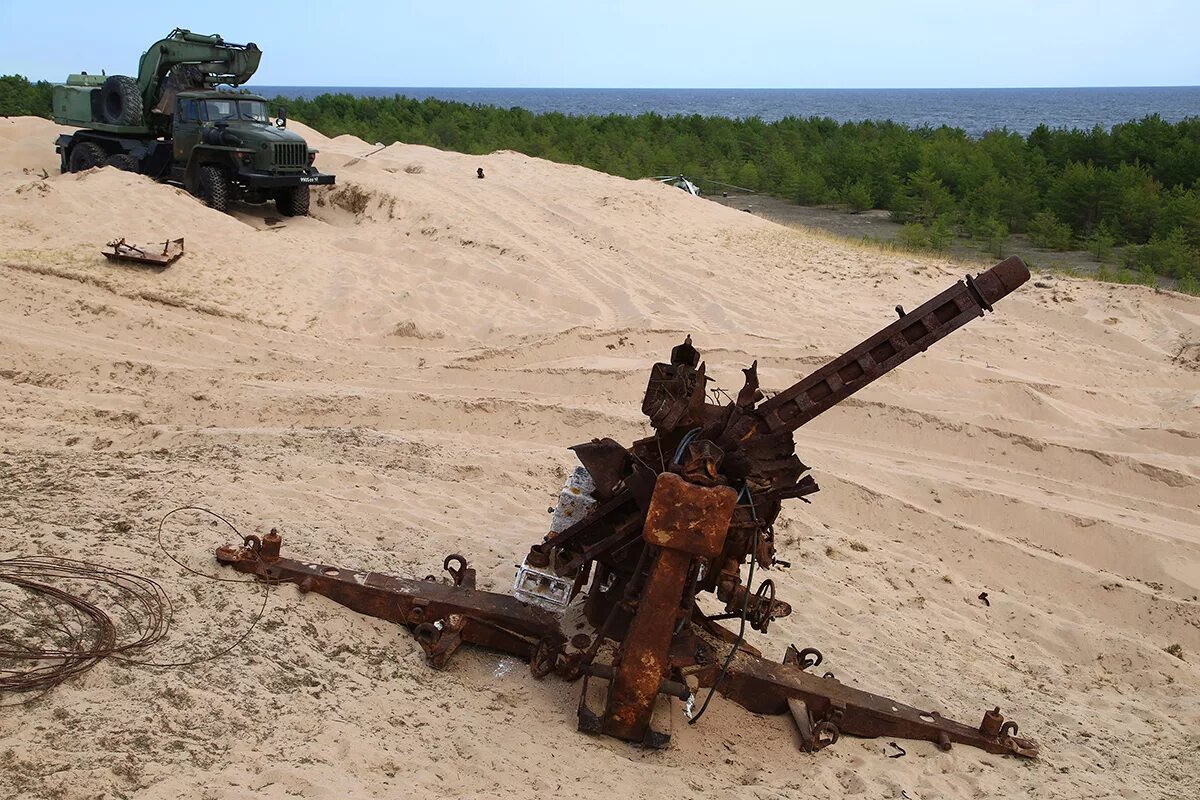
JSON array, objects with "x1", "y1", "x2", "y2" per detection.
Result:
[
  {"x1": 53, "y1": 28, "x2": 262, "y2": 134},
  {"x1": 137, "y1": 28, "x2": 263, "y2": 120}
]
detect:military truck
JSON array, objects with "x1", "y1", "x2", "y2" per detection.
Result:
[{"x1": 51, "y1": 29, "x2": 333, "y2": 216}]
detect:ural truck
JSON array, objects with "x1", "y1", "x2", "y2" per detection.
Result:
[{"x1": 51, "y1": 29, "x2": 333, "y2": 216}]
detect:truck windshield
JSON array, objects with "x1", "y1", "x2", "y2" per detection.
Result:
[{"x1": 203, "y1": 100, "x2": 270, "y2": 123}]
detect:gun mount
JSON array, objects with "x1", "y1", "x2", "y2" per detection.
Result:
[{"x1": 217, "y1": 256, "x2": 1038, "y2": 758}]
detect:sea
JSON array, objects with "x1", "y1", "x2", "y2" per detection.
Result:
[{"x1": 251, "y1": 86, "x2": 1200, "y2": 138}]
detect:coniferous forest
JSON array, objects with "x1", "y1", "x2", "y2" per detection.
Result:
[{"x1": 3, "y1": 76, "x2": 1197, "y2": 290}]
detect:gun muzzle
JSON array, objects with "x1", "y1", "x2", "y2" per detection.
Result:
[{"x1": 969, "y1": 256, "x2": 1030, "y2": 310}]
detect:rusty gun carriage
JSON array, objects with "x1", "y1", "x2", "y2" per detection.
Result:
[{"x1": 217, "y1": 256, "x2": 1038, "y2": 758}]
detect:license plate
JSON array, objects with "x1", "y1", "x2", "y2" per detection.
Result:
[{"x1": 300, "y1": 177, "x2": 319, "y2": 184}]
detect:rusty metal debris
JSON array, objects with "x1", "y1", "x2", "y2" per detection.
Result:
[
  {"x1": 216, "y1": 256, "x2": 1039, "y2": 759},
  {"x1": 103, "y1": 237, "x2": 185, "y2": 267}
]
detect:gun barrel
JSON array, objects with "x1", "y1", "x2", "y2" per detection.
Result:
[{"x1": 757, "y1": 256, "x2": 1029, "y2": 433}]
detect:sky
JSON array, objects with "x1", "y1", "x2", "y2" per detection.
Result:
[{"x1": 2, "y1": 0, "x2": 1198, "y2": 88}]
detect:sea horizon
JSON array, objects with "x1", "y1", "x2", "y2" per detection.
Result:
[
  {"x1": 250, "y1": 85, "x2": 1200, "y2": 137},
  {"x1": 249, "y1": 83, "x2": 1198, "y2": 90}
]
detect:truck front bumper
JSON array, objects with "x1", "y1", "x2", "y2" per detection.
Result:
[{"x1": 236, "y1": 168, "x2": 336, "y2": 188}]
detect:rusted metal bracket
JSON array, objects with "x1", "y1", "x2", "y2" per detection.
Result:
[
  {"x1": 103, "y1": 237, "x2": 185, "y2": 267},
  {"x1": 579, "y1": 473, "x2": 737, "y2": 746}
]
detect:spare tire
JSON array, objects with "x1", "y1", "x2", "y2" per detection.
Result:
[
  {"x1": 104, "y1": 153, "x2": 139, "y2": 172},
  {"x1": 100, "y1": 75, "x2": 143, "y2": 126}
]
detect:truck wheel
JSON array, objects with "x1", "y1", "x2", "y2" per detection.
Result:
[
  {"x1": 104, "y1": 154, "x2": 139, "y2": 173},
  {"x1": 277, "y1": 185, "x2": 310, "y2": 217},
  {"x1": 198, "y1": 165, "x2": 230, "y2": 213},
  {"x1": 69, "y1": 142, "x2": 107, "y2": 173},
  {"x1": 100, "y1": 75, "x2": 143, "y2": 127}
]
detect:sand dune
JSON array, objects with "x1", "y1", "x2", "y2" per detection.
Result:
[{"x1": 1, "y1": 115, "x2": 1198, "y2": 800}]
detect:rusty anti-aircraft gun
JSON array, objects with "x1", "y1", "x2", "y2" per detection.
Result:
[{"x1": 217, "y1": 256, "x2": 1039, "y2": 758}]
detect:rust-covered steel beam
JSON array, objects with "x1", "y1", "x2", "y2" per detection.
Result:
[
  {"x1": 216, "y1": 536, "x2": 564, "y2": 667},
  {"x1": 712, "y1": 647, "x2": 1038, "y2": 758},
  {"x1": 214, "y1": 530, "x2": 1039, "y2": 759},
  {"x1": 757, "y1": 256, "x2": 1030, "y2": 434}
]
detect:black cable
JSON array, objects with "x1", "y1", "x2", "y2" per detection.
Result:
[
  {"x1": 153, "y1": 506, "x2": 262, "y2": 584},
  {"x1": 688, "y1": 486, "x2": 760, "y2": 725},
  {"x1": 119, "y1": 506, "x2": 274, "y2": 668}
]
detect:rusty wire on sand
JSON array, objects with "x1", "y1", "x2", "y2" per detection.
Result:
[{"x1": 0, "y1": 507, "x2": 273, "y2": 705}]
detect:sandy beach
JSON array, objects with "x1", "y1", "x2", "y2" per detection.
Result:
[{"x1": 1, "y1": 114, "x2": 1198, "y2": 799}]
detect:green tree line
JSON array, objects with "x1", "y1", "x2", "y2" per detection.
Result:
[
  {"x1": 0, "y1": 75, "x2": 54, "y2": 117},
  {"x1": 3, "y1": 75, "x2": 1196, "y2": 287},
  {"x1": 274, "y1": 94, "x2": 1199, "y2": 287}
]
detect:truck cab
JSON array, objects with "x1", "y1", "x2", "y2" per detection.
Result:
[{"x1": 169, "y1": 90, "x2": 333, "y2": 215}]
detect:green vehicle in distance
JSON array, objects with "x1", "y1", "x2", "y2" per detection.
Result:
[{"x1": 52, "y1": 29, "x2": 334, "y2": 216}]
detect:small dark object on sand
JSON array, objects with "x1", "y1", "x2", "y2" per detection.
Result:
[
  {"x1": 979, "y1": 591, "x2": 990, "y2": 607},
  {"x1": 477, "y1": 167, "x2": 485, "y2": 179}
]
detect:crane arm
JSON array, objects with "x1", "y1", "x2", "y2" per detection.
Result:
[{"x1": 136, "y1": 28, "x2": 262, "y2": 111}]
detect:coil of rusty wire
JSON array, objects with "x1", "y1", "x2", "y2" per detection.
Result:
[
  {"x1": 1, "y1": 507, "x2": 274, "y2": 706},
  {"x1": 0, "y1": 555, "x2": 170, "y2": 703}
]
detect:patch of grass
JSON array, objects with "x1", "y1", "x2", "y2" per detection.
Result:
[{"x1": 327, "y1": 183, "x2": 373, "y2": 216}]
